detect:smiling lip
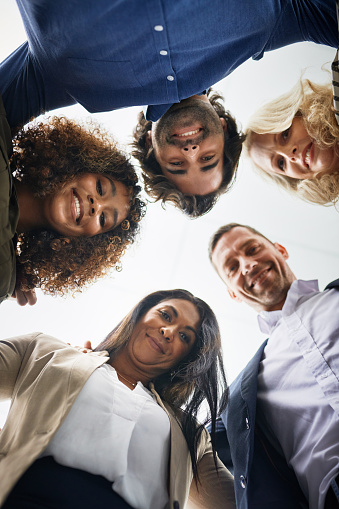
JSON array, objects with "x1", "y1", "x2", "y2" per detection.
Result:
[
  {"x1": 302, "y1": 142, "x2": 313, "y2": 170},
  {"x1": 250, "y1": 267, "x2": 271, "y2": 288},
  {"x1": 147, "y1": 334, "x2": 165, "y2": 354},
  {"x1": 72, "y1": 189, "x2": 84, "y2": 224},
  {"x1": 172, "y1": 125, "x2": 203, "y2": 138}
]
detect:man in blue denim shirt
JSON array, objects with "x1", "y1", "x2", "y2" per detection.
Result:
[{"x1": 1, "y1": 0, "x2": 337, "y2": 216}]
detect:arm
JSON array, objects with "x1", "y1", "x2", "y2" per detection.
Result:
[
  {"x1": 208, "y1": 417, "x2": 234, "y2": 473},
  {"x1": 0, "y1": 43, "x2": 76, "y2": 129},
  {"x1": 187, "y1": 430, "x2": 236, "y2": 509},
  {"x1": 0, "y1": 332, "x2": 38, "y2": 400}
]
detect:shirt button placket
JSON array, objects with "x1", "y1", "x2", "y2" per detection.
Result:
[{"x1": 153, "y1": 21, "x2": 176, "y2": 95}]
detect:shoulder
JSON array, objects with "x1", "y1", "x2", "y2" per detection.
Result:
[
  {"x1": 0, "y1": 332, "x2": 72, "y2": 359},
  {"x1": 325, "y1": 278, "x2": 339, "y2": 291}
]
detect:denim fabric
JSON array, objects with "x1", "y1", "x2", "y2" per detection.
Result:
[{"x1": 0, "y1": 0, "x2": 337, "y2": 127}]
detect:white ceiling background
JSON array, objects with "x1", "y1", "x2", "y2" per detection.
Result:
[{"x1": 0, "y1": 1, "x2": 338, "y2": 422}]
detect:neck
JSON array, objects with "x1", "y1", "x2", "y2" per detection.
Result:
[
  {"x1": 15, "y1": 180, "x2": 48, "y2": 233},
  {"x1": 110, "y1": 348, "x2": 158, "y2": 389}
]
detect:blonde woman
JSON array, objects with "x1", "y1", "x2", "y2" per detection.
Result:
[{"x1": 245, "y1": 79, "x2": 339, "y2": 206}]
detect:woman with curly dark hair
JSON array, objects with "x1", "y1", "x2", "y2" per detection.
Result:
[{"x1": 0, "y1": 95, "x2": 145, "y2": 305}]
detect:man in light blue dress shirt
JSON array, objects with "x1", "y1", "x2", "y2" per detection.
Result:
[
  {"x1": 209, "y1": 222, "x2": 339, "y2": 509},
  {"x1": 0, "y1": 0, "x2": 337, "y2": 217}
]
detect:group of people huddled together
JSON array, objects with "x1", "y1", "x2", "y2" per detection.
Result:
[{"x1": 0, "y1": 1, "x2": 338, "y2": 508}]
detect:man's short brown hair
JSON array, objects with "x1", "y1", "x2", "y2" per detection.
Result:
[
  {"x1": 209, "y1": 222, "x2": 273, "y2": 263},
  {"x1": 132, "y1": 90, "x2": 245, "y2": 218}
]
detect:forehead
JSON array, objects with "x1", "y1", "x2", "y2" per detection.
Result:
[
  {"x1": 249, "y1": 133, "x2": 276, "y2": 173},
  {"x1": 212, "y1": 227, "x2": 266, "y2": 266}
]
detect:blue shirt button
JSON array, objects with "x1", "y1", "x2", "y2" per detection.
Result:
[
  {"x1": 160, "y1": 50, "x2": 168, "y2": 56},
  {"x1": 167, "y1": 75, "x2": 174, "y2": 81},
  {"x1": 154, "y1": 25, "x2": 164, "y2": 31}
]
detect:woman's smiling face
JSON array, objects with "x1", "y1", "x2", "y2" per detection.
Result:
[
  {"x1": 125, "y1": 298, "x2": 200, "y2": 377},
  {"x1": 249, "y1": 116, "x2": 339, "y2": 179},
  {"x1": 42, "y1": 173, "x2": 131, "y2": 237}
]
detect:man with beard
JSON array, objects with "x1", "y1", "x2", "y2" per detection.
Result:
[
  {"x1": 1, "y1": 0, "x2": 337, "y2": 216},
  {"x1": 132, "y1": 90, "x2": 242, "y2": 217},
  {"x1": 209, "y1": 222, "x2": 339, "y2": 509}
]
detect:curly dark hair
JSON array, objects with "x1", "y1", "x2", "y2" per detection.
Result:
[
  {"x1": 12, "y1": 116, "x2": 146, "y2": 295},
  {"x1": 132, "y1": 89, "x2": 245, "y2": 218}
]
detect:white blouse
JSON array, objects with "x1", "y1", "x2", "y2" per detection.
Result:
[{"x1": 41, "y1": 363, "x2": 171, "y2": 509}]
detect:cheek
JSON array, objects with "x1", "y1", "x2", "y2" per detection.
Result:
[
  {"x1": 318, "y1": 146, "x2": 339, "y2": 172},
  {"x1": 83, "y1": 219, "x2": 100, "y2": 237}
]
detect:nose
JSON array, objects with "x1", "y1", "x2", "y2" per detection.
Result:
[
  {"x1": 88, "y1": 196, "x2": 96, "y2": 216},
  {"x1": 240, "y1": 258, "x2": 257, "y2": 275},
  {"x1": 181, "y1": 144, "x2": 199, "y2": 159},
  {"x1": 88, "y1": 195, "x2": 103, "y2": 216},
  {"x1": 281, "y1": 142, "x2": 298, "y2": 162},
  {"x1": 161, "y1": 326, "x2": 174, "y2": 342}
]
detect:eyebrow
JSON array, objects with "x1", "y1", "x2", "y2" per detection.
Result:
[
  {"x1": 165, "y1": 159, "x2": 220, "y2": 175},
  {"x1": 105, "y1": 178, "x2": 119, "y2": 231},
  {"x1": 112, "y1": 209, "x2": 118, "y2": 229},
  {"x1": 270, "y1": 135, "x2": 278, "y2": 172},
  {"x1": 168, "y1": 305, "x2": 197, "y2": 339},
  {"x1": 109, "y1": 178, "x2": 117, "y2": 196},
  {"x1": 222, "y1": 240, "x2": 257, "y2": 268}
]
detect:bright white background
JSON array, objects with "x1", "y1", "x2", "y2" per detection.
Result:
[{"x1": 0, "y1": 2, "x2": 338, "y2": 422}]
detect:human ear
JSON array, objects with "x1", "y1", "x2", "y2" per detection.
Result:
[
  {"x1": 220, "y1": 117, "x2": 228, "y2": 133},
  {"x1": 274, "y1": 242, "x2": 289, "y2": 260},
  {"x1": 146, "y1": 130, "x2": 152, "y2": 149},
  {"x1": 227, "y1": 287, "x2": 242, "y2": 303}
]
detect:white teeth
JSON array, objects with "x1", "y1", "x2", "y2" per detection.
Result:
[
  {"x1": 251, "y1": 270, "x2": 268, "y2": 287},
  {"x1": 177, "y1": 128, "x2": 200, "y2": 137},
  {"x1": 305, "y1": 148, "x2": 310, "y2": 166},
  {"x1": 74, "y1": 195, "x2": 81, "y2": 220}
]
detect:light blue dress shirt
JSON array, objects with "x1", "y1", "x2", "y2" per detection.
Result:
[{"x1": 257, "y1": 280, "x2": 339, "y2": 509}]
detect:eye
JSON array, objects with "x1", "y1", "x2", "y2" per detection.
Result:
[
  {"x1": 277, "y1": 157, "x2": 285, "y2": 172},
  {"x1": 228, "y1": 264, "x2": 237, "y2": 276},
  {"x1": 160, "y1": 310, "x2": 171, "y2": 322},
  {"x1": 248, "y1": 246, "x2": 257, "y2": 255},
  {"x1": 170, "y1": 161, "x2": 183, "y2": 166},
  {"x1": 281, "y1": 128, "x2": 290, "y2": 141},
  {"x1": 96, "y1": 179, "x2": 103, "y2": 196},
  {"x1": 179, "y1": 331, "x2": 190, "y2": 344},
  {"x1": 100, "y1": 212, "x2": 105, "y2": 228},
  {"x1": 201, "y1": 155, "x2": 214, "y2": 162}
]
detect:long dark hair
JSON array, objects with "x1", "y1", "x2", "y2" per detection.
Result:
[{"x1": 95, "y1": 289, "x2": 228, "y2": 482}]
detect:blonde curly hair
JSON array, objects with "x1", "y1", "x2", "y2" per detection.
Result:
[{"x1": 245, "y1": 79, "x2": 339, "y2": 206}]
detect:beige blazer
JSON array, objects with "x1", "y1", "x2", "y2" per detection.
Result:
[{"x1": 0, "y1": 332, "x2": 235, "y2": 508}]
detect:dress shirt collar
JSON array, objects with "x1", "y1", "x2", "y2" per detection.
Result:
[{"x1": 257, "y1": 279, "x2": 319, "y2": 334}]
